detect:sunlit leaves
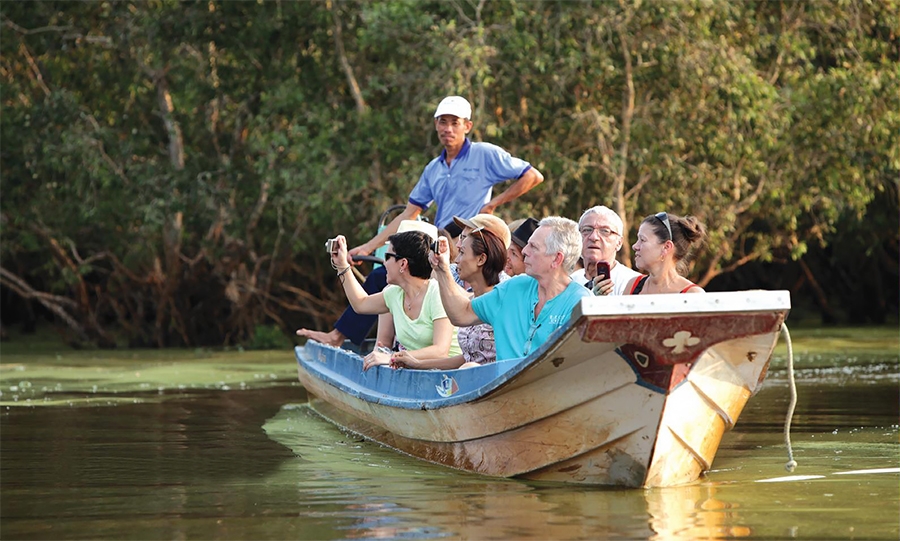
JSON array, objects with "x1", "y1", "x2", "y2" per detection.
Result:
[{"x1": 1, "y1": 0, "x2": 896, "y2": 342}]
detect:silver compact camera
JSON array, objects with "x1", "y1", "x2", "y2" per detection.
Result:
[{"x1": 325, "y1": 238, "x2": 338, "y2": 253}]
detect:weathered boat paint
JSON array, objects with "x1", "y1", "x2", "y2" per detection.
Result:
[{"x1": 295, "y1": 290, "x2": 791, "y2": 487}]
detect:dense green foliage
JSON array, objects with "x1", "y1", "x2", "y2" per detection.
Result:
[{"x1": 2, "y1": 1, "x2": 897, "y2": 346}]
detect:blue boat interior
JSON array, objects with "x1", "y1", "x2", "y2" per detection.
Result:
[{"x1": 295, "y1": 321, "x2": 574, "y2": 410}]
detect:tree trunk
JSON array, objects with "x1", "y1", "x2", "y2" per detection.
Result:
[
  {"x1": 799, "y1": 258, "x2": 838, "y2": 324},
  {"x1": 614, "y1": 27, "x2": 635, "y2": 264},
  {"x1": 155, "y1": 72, "x2": 185, "y2": 170}
]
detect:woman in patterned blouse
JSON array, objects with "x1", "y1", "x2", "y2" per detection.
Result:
[{"x1": 391, "y1": 222, "x2": 508, "y2": 370}]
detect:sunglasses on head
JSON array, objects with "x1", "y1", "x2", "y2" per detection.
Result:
[
  {"x1": 655, "y1": 212, "x2": 673, "y2": 241},
  {"x1": 469, "y1": 226, "x2": 487, "y2": 245}
]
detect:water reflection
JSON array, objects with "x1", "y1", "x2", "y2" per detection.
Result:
[
  {"x1": 264, "y1": 404, "x2": 772, "y2": 540},
  {"x1": 0, "y1": 339, "x2": 896, "y2": 540},
  {"x1": 263, "y1": 371, "x2": 899, "y2": 541}
]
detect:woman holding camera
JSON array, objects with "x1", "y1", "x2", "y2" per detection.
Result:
[
  {"x1": 391, "y1": 214, "x2": 510, "y2": 370},
  {"x1": 328, "y1": 230, "x2": 460, "y2": 371},
  {"x1": 624, "y1": 212, "x2": 707, "y2": 295}
]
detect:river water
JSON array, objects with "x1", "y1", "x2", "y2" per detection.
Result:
[{"x1": 1, "y1": 327, "x2": 897, "y2": 540}]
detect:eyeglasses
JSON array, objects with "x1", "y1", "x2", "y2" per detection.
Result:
[
  {"x1": 579, "y1": 225, "x2": 620, "y2": 238},
  {"x1": 654, "y1": 212, "x2": 672, "y2": 241},
  {"x1": 384, "y1": 252, "x2": 405, "y2": 261},
  {"x1": 523, "y1": 322, "x2": 542, "y2": 356}
]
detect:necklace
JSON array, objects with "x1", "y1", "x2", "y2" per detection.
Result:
[{"x1": 404, "y1": 284, "x2": 426, "y2": 312}]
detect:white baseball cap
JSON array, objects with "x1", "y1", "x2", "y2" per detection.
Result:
[
  {"x1": 433, "y1": 96, "x2": 472, "y2": 120},
  {"x1": 397, "y1": 219, "x2": 438, "y2": 240}
]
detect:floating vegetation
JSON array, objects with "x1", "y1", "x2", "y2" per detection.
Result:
[{"x1": 0, "y1": 347, "x2": 300, "y2": 407}]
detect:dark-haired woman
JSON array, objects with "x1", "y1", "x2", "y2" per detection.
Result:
[
  {"x1": 391, "y1": 225, "x2": 508, "y2": 370},
  {"x1": 327, "y1": 230, "x2": 460, "y2": 371},
  {"x1": 625, "y1": 212, "x2": 708, "y2": 295}
]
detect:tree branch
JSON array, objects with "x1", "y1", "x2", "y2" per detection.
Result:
[
  {"x1": 3, "y1": 19, "x2": 74, "y2": 35},
  {"x1": 329, "y1": 0, "x2": 367, "y2": 116},
  {"x1": 18, "y1": 42, "x2": 51, "y2": 97},
  {"x1": 80, "y1": 112, "x2": 131, "y2": 186},
  {"x1": 0, "y1": 267, "x2": 89, "y2": 341}
]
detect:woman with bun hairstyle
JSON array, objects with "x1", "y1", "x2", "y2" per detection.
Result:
[{"x1": 624, "y1": 212, "x2": 707, "y2": 295}]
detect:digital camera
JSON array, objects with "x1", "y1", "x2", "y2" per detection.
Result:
[{"x1": 325, "y1": 238, "x2": 338, "y2": 253}]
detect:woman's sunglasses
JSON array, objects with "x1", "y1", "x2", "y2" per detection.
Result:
[
  {"x1": 655, "y1": 212, "x2": 672, "y2": 241},
  {"x1": 469, "y1": 226, "x2": 487, "y2": 245}
]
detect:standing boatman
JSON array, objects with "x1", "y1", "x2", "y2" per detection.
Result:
[{"x1": 298, "y1": 95, "x2": 545, "y2": 347}]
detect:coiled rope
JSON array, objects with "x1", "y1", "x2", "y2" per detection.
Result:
[{"x1": 781, "y1": 322, "x2": 798, "y2": 472}]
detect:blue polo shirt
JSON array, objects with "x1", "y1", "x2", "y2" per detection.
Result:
[
  {"x1": 408, "y1": 139, "x2": 533, "y2": 229},
  {"x1": 471, "y1": 275, "x2": 590, "y2": 361}
]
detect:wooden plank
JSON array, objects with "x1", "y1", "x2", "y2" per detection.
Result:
[{"x1": 308, "y1": 383, "x2": 664, "y2": 484}]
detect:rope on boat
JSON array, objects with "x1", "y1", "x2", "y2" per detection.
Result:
[{"x1": 781, "y1": 322, "x2": 798, "y2": 472}]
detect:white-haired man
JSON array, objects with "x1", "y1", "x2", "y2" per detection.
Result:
[
  {"x1": 571, "y1": 205, "x2": 640, "y2": 296},
  {"x1": 431, "y1": 216, "x2": 589, "y2": 361}
]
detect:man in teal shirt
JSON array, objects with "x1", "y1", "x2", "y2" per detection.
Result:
[{"x1": 432, "y1": 216, "x2": 590, "y2": 361}]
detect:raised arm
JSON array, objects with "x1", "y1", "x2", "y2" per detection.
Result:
[{"x1": 430, "y1": 236, "x2": 482, "y2": 327}]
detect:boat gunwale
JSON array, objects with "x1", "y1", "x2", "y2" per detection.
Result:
[
  {"x1": 296, "y1": 290, "x2": 791, "y2": 411},
  {"x1": 296, "y1": 322, "x2": 579, "y2": 410}
]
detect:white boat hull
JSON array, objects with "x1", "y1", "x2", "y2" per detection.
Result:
[{"x1": 296, "y1": 290, "x2": 790, "y2": 487}]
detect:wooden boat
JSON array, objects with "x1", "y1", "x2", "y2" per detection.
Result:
[{"x1": 295, "y1": 290, "x2": 791, "y2": 488}]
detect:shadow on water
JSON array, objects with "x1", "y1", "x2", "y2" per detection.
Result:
[
  {"x1": 0, "y1": 387, "x2": 305, "y2": 539},
  {"x1": 2, "y1": 387, "x2": 303, "y2": 485}
]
